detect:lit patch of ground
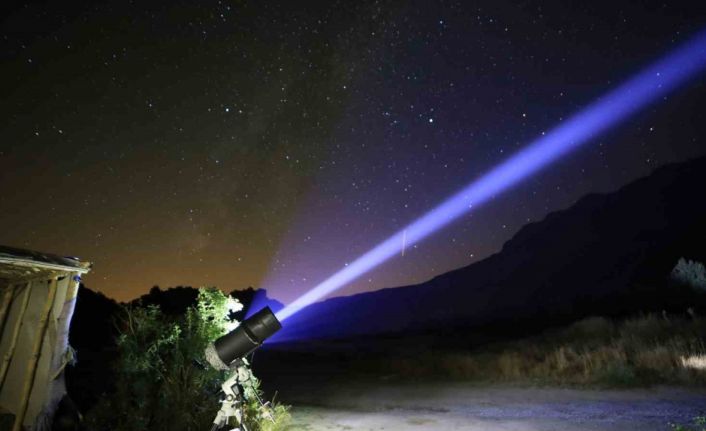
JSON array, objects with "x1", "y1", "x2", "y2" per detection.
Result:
[{"x1": 284, "y1": 384, "x2": 706, "y2": 431}]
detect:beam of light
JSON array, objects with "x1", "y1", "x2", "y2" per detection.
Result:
[
  {"x1": 401, "y1": 229, "x2": 407, "y2": 257},
  {"x1": 276, "y1": 30, "x2": 706, "y2": 322}
]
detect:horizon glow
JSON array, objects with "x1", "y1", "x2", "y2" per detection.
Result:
[{"x1": 275, "y1": 29, "x2": 706, "y2": 323}]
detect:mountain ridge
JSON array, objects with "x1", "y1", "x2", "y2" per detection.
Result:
[{"x1": 275, "y1": 155, "x2": 706, "y2": 342}]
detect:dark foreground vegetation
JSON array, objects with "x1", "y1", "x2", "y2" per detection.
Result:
[
  {"x1": 252, "y1": 311, "x2": 706, "y2": 394},
  {"x1": 366, "y1": 313, "x2": 706, "y2": 386}
]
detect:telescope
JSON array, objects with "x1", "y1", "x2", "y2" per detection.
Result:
[{"x1": 204, "y1": 306, "x2": 282, "y2": 370}]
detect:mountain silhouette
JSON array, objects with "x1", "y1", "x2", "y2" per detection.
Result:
[{"x1": 277, "y1": 156, "x2": 706, "y2": 342}]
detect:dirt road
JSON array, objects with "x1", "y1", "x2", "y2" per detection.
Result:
[{"x1": 281, "y1": 383, "x2": 706, "y2": 430}]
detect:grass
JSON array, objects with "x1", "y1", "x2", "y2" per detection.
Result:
[
  {"x1": 245, "y1": 401, "x2": 291, "y2": 431},
  {"x1": 373, "y1": 314, "x2": 706, "y2": 387}
]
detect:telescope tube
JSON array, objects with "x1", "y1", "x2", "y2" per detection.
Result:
[{"x1": 204, "y1": 307, "x2": 282, "y2": 370}]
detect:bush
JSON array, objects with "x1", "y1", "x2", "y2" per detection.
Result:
[
  {"x1": 671, "y1": 258, "x2": 706, "y2": 291},
  {"x1": 84, "y1": 288, "x2": 289, "y2": 431}
]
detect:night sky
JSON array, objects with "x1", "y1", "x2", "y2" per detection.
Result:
[{"x1": 1, "y1": 1, "x2": 705, "y2": 303}]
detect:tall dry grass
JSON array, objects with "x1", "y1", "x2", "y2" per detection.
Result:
[{"x1": 378, "y1": 314, "x2": 706, "y2": 386}]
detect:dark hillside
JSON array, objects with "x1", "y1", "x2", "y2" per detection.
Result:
[{"x1": 277, "y1": 156, "x2": 706, "y2": 342}]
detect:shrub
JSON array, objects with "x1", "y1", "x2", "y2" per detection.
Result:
[
  {"x1": 84, "y1": 288, "x2": 289, "y2": 431},
  {"x1": 671, "y1": 258, "x2": 706, "y2": 291}
]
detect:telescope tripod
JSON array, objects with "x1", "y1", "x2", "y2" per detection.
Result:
[{"x1": 211, "y1": 371, "x2": 248, "y2": 431}]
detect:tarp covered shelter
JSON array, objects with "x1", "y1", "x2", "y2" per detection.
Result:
[{"x1": 0, "y1": 246, "x2": 91, "y2": 431}]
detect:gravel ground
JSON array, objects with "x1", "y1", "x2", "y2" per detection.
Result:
[{"x1": 281, "y1": 383, "x2": 706, "y2": 430}]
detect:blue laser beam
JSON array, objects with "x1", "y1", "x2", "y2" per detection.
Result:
[{"x1": 276, "y1": 30, "x2": 706, "y2": 322}]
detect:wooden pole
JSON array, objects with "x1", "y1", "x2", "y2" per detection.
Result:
[
  {"x1": 0, "y1": 284, "x2": 16, "y2": 337},
  {"x1": 12, "y1": 277, "x2": 59, "y2": 431},
  {"x1": 0, "y1": 283, "x2": 32, "y2": 390},
  {"x1": 38, "y1": 273, "x2": 81, "y2": 428}
]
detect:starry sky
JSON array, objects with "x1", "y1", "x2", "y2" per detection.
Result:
[{"x1": 1, "y1": 0, "x2": 705, "y2": 303}]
